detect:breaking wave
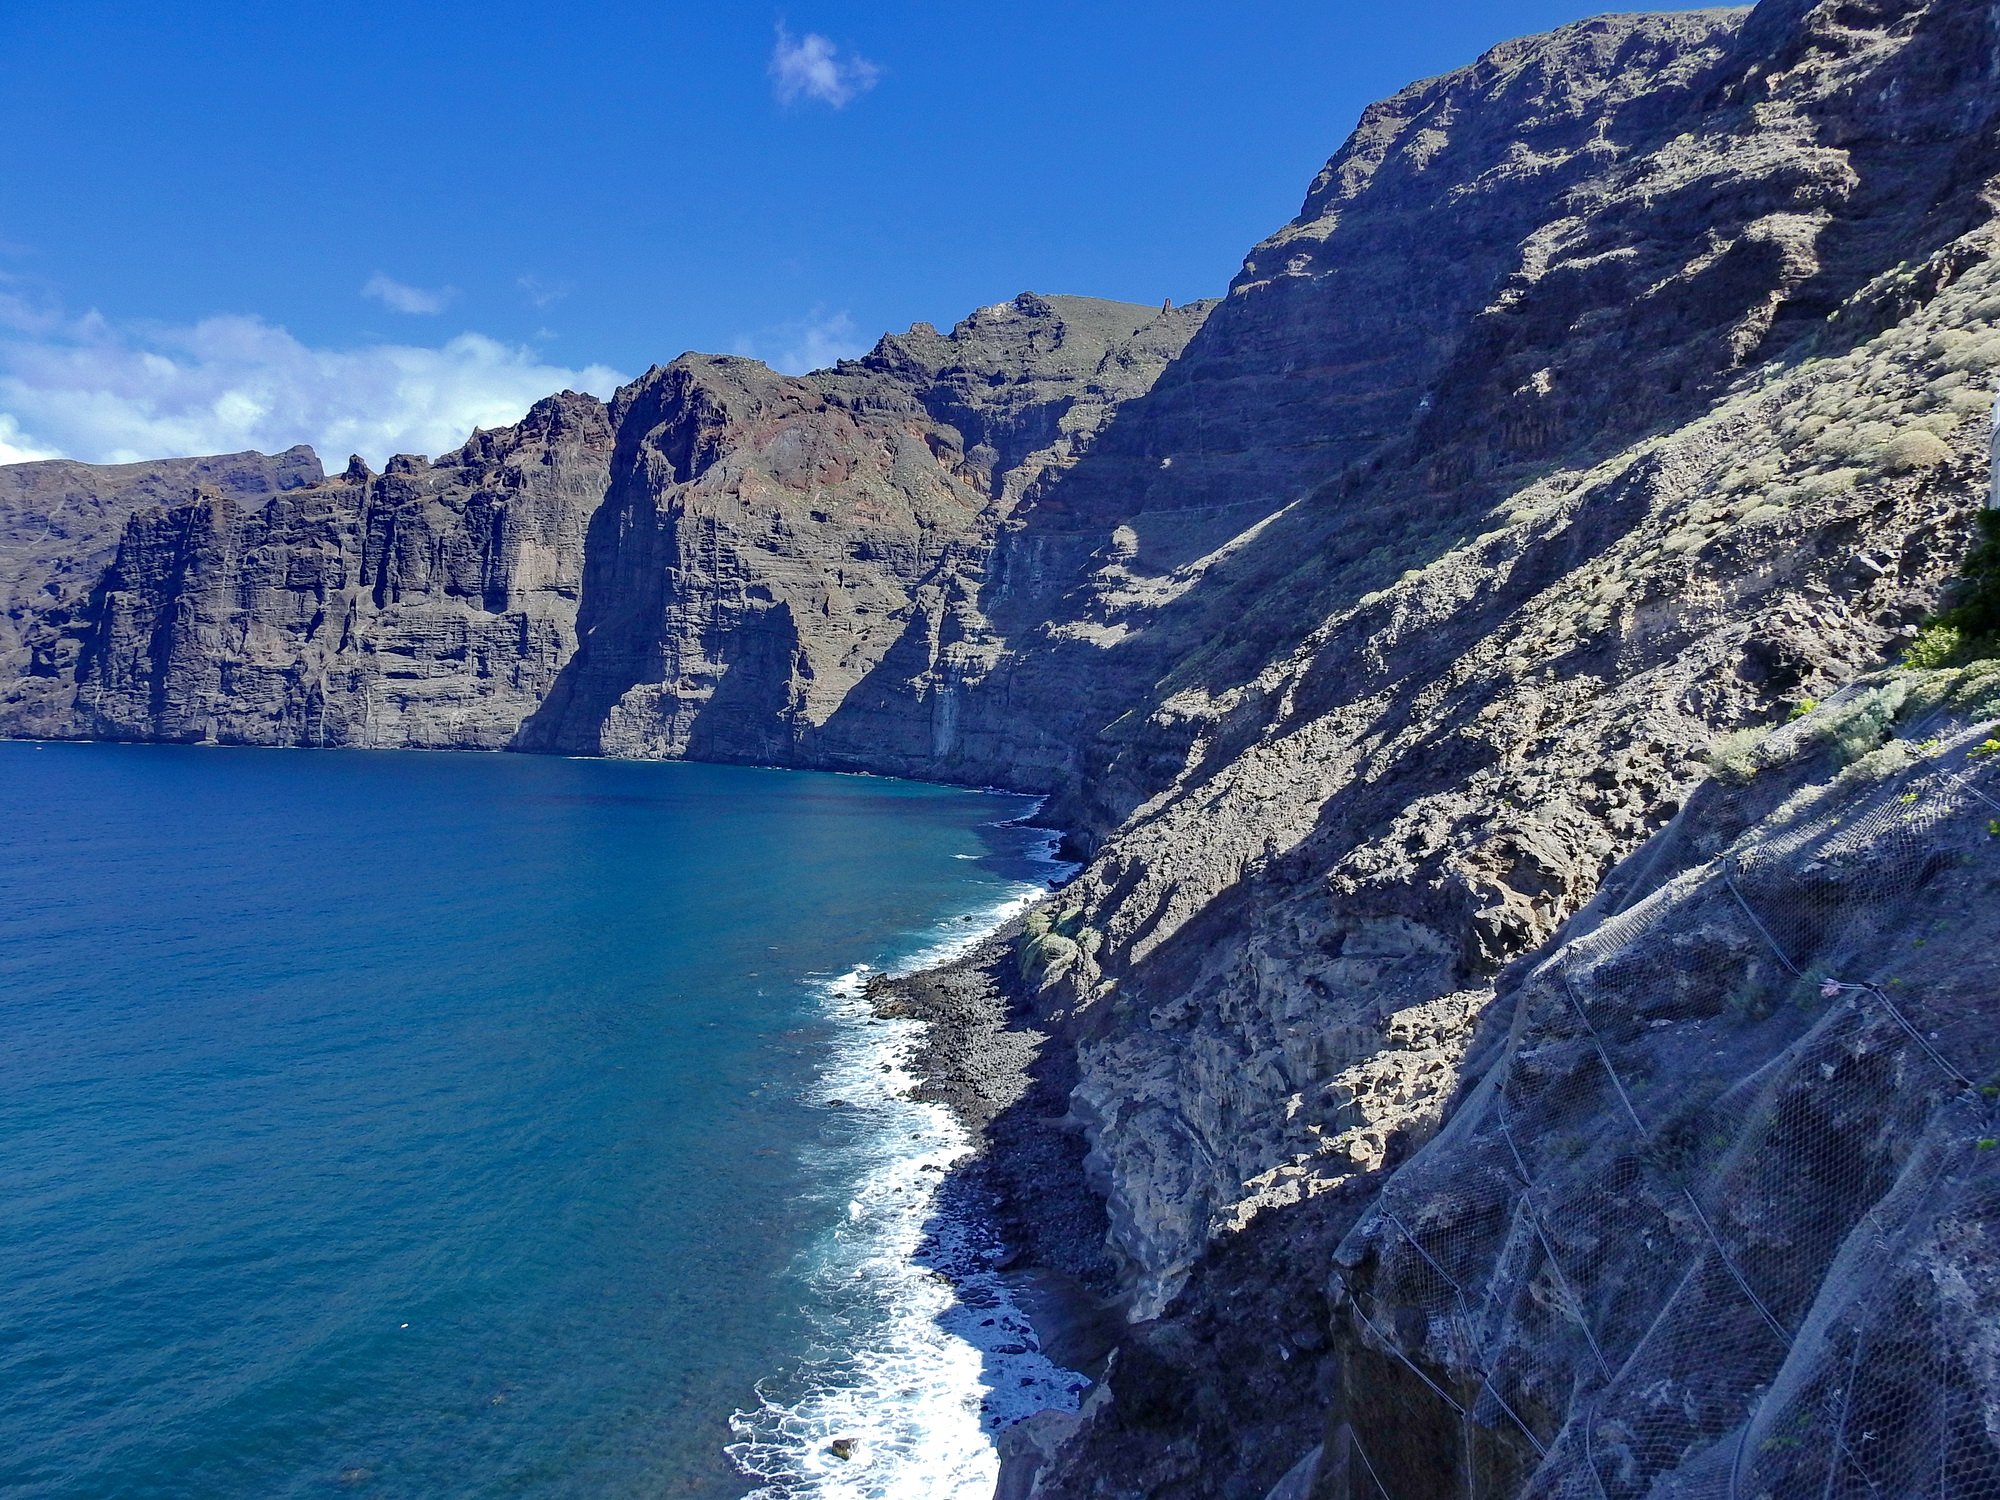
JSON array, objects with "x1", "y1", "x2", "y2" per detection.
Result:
[{"x1": 727, "y1": 821, "x2": 1085, "y2": 1500}]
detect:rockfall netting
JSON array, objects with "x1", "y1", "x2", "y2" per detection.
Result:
[{"x1": 1336, "y1": 685, "x2": 2000, "y2": 1498}]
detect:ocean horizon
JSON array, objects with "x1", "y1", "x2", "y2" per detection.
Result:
[{"x1": 0, "y1": 741, "x2": 1076, "y2": 1499}]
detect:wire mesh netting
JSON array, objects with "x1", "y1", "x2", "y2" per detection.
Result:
[{"x1": 1335, "y1": 692, "x2": 2000, "y2": 1498}]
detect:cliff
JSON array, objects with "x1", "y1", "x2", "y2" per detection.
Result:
[
  {"x1": 1306, "y1": 667, "x2": 2000, "y2": 1498},
  {"x1": 517, "y1": 295, "x2": 1212, "y2": 776},
  {"x1": 996, "y1": 0, "x2": 2000, "y2": 1491},
  {"x1": 4, "y1": 0, "x2": 2000, "y2": 1496},
  {"x1": 1002, "y1": 0, "x2": 2000, "y2": 1319},
  {"x1": 0, "y1": 447, "x2": 321, "y2": 732},
  {"x1": 1020, "y1": 667, "x2": 2000, "y2": 1500},
  {"x1": 0, "y1": 295, "x2": 1209, "y2": 769}
]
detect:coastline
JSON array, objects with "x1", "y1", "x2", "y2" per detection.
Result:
[
  {"x1": 859, "y1": 886, "x2": 1374, "y2": 1500},
  {"x1": 727, "y1": 811, "x2": 1101, "y2": 1500},
  {"x1": 863, "y1": 926, "x2": 1127, "y2": 1479}
]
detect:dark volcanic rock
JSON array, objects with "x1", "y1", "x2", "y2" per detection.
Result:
[
  {"x1": 516, "y1": 295, "x2": 1212, "y2": 779},
  {"x1": 1000, "y1": 0, "x2": 2000, "y2": 1318},
  {"x1": 0, "y1": 447, "x2": 321, "y2": 734},
  {"x1": 42, "y1": 393, "x2": 614, "y2": 748}
]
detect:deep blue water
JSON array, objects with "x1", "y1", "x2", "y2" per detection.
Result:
[{"x1": 0, "y1": 743, "x2": 1056, "y2": 1500}]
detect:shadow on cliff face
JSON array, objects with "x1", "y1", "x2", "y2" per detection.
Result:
[
  {"x1": 1081, "y1": 61, "x2": 1991, "y2": 801},
  {"x1": 1002, "y1": 6, "x2": 2000, "y2": 1490},
  {"x1": 810, "y1": 13, "x2": 1768, "y2": 809},
  {"x1": 1029, "y1": 0, "x2": 2000, "y2": 1057},
  {"x1": 1021, "y1": 1162, "x2": 1390, "y2": 1500},
  {"x1": 512, "y1": 399, "x2": 681, "y2": 756},
  {"x1": 863, "y1": 0, "x2": 1981, "y2": 834},
  {"x1": 515, "y1": 360, "x2": 828, "y2": 759}
]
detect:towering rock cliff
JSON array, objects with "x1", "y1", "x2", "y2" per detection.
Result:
[
  {"x1": 59, "y1": 393, "x2": 616, "y2": 748},
  {"x1": 993, "y1": 1, "x2": 2000, "y2": 1493},
  {"x1": 0, "y1": 295, "x2": 1208, "y2": 768},
  {"x1": 0, "y1": 447, "x2": 321, "y2": 733},
  {"x1": 4, "y1": 0, "x2": 2000, "y2": 1495},
  {"x1": 516, "y1": 294, "x2": 1211, "y2": 777},
  {"x1": 936, "y1": 0, "x2": 2000, "y2": 1331}
]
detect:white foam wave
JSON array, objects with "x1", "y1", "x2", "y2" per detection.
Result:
[{"x1": 728, "y1": 816, "x2": 1083, "y2": 1499}]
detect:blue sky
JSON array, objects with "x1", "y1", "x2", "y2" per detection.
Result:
[{"x1": 0, "y1": 1, "x2": 1704, "y2": 466}]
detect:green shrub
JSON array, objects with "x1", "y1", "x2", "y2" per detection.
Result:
[
  {"x1": 1017, "y1": 905, "x2": 1087, "y2": 983},
  {"x1": 1820, "y1": 680, "x2": 1909, "y2": 765},
  {"x1": 1880, "y1": 429, "x2": 1954, "y2": 474},
  {"x1": 1909, "y1": 510, "x2": 2000, "y2": 665},
  {"x1": 1797, "y1": 466, "x2": 1861, "y2": 500},
  {"x1": 1904, "y1": 622, "x2": 1965, "y2": 669},
  {"x1": 1705, "y1": 727, "x2": 1769, "y2": 785},
  {"x1": 1955, "y1": 511, "x2": 2000, "y2": 639}
]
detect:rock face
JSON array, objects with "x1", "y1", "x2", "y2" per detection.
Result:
[
  {"x1": 1032, "y1": 670, "x2": 2000, "y2": 1500},
  {"x1": 517, "y1": 295, "x2": 1211, "y2": 775},
  {"x1": 1009, "y1": 0, "x2": 2000, "y2": 1325},
  {"x1": 25, "y1": 394, "x2": 616, "y2": 748},
  {"x1": 1311, "y1": 671, "x2": 2000, "y2": 1499},
  {"x1": 5, "y1": 0, "x2": 2000, "y2": 1495},
  {"x1": 0, "y1": 447, "x2": 322, "y2": 733},
  {"x1": 0, "y1": 295, "x2": 1210, "y2": 768}
]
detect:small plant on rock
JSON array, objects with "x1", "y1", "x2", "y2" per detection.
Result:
[
  {"x1": 1903, "y1": 622, "x2": 1964, "y2": 670},
  {"x1": 1705, "y1": 727, "x2": 1769, "y2": 785},
  {"x1": 1908, "y1": 510, "x2": 2000, "y2": 666},
  {"x1": 1822, "y1": 680, "x2": 1908, "y2": 765},
  {"x1": 1879, "y1": 428, "x2": 1953, "y2": 474}
]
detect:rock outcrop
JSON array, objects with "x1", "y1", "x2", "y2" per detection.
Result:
[
  {"x1": 517, "y1": 295, "x2": 1211, "y2": 776},
  {"x1": 26, "y1": 394, "x2": 615, "y2": 748},
  {"x1": 0, "y1": 295, "x2": 1209, "y2": 769},
  {"x1": 1004, "y1": 0, "x2": 2000, "y2": 1324},
  {"x1": 1300, "y1": 670, "x2": 2000, "y2": 1498},
  {"x1": 5, "y1": 0, "x2": 2000, "y2": 1495},
  {"x1": 1028, "y1": 669, "x2": 2000, "y2": 1500},
  {"x1": 0, "y1": 447, "x2": 321, "y2": 733}
]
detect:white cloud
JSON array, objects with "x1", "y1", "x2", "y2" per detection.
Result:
[
  {"x1": 770, "y1": 25, "x2": 880, "y2": 108},
  {"x1": 0, "y1": 303, "x2": 624, "y2": 468},
  {"x1": 517, "y1": 274, "x2": 574, "y2": 310},
  {"x1": 0, "y1": 412, "x2": 58, "y2": 465},
  {"x1": 361, "y1": 272, "x2": 455, "y2": 316},
  {"x1": 733, "y1": 308, "x2": 869, "y2": 374}
]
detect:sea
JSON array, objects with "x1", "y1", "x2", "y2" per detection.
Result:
[{"x1": 0, "y1": 741, "x2": 1084, "y2": 1499}]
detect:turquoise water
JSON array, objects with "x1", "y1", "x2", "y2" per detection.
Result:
[{"x1": 0, "y1": 743, "x2": 1061, "y2": 1499}]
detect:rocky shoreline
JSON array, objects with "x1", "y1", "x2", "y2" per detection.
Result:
[
  {"x1": 862, "y1": 925, "x2": 1128, "y2": 1489},
  {"x1": 865, "y1": 915, "x2": 1397, "y2": 1500},
  {"x1": 865, "y1": 927, "x2": 1122, "y2": 1372}
]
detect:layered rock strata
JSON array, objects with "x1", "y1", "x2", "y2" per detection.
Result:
[
  {"x1": 961, "y1": 0, "x2": 1999, "y2": 1334},
  {"x1": 0, "y1": 296, "x2": 1209, "y2": 771},
  {"x1": 0, "y1": 447, "x2": 322, "y2": 733},
  {"x1": 1299, "y1": 672, "x2": 2000, "y2": 1498},
  {"x1": 517, "y1": 294, "x2": 1212, "y2": 775}
]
